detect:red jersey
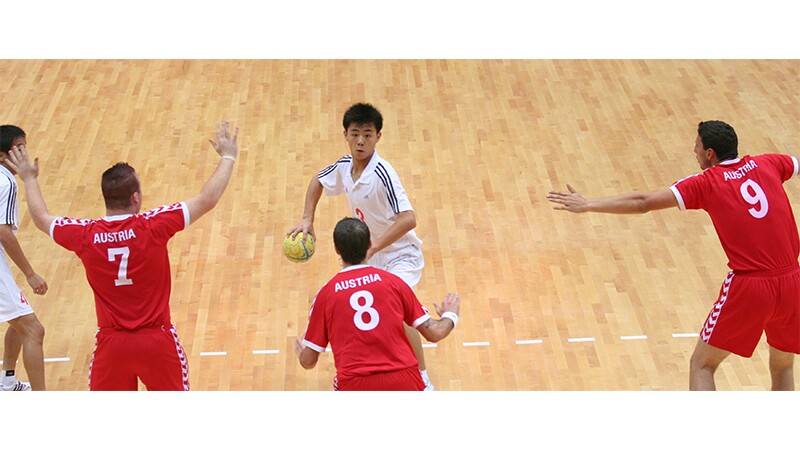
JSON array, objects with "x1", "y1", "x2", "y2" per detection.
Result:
[
  {"x1": 670, "y1": 154, "x2": 800, "y2": 272},
  {"x1": 50, "y1": 202, "x2": 189, "y2": 329},
  {"x1": 302, "y1": 265, "x2": 430, "y2": 379}
]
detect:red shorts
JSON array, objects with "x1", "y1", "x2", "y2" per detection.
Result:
[
  {"x1": 89, "y1": 325, "x2": 189, "y2": 391},
  {"x1": 701, "y1": 267, "x2": 800, "y2": 357},
  {"x1": 333, "y1": 366, "x2": 424, "y2": 391}
]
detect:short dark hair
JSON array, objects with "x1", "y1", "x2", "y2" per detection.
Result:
[
  {"x1": 343, "y1": 103, "x2": 383, "y2": 132},
  {"x1": 101, "y1": 163, "x2": 141, "y2": 210},
  {"x1": 698, "y1": 120, "x2": 738, "y2": 161},
  {"x1": 333, "y1": 217, "x2": 371, "y2": 265},
  {"x1": 0, "y1": 125, "x2": 26, "y2": 153}
]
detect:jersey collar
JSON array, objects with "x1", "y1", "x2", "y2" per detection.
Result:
[
  {"x1": 103, "y1": 214, "x2": 134, "y2": 221},
  {"x1": 339, "y1": 264, "x2": 370, "y2": 273}
]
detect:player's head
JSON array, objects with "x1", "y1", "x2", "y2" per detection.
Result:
[
  {"x1": 333, "y1": 217, "x2": 371, "y2": 265},
  {"x1": 101, "y1": 162, "x2": 142, "y2": 212},
  {"x1": 343, "y1": 103, "x2": 383, "y2": 133},
  {"x1": 0, "y1": 125, "x2": 26, "y2": 154},
  {"x1": 343, "y1": 103, "x2": 383, "y2": 163},
  {"x1": 695, "y1": 120, "x2": 738, "y2": 168}
]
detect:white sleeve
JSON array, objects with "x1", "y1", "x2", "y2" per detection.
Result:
[
  {"x1": 375, "y1": 161, "x2": 413, "y2": 214},
  {"x1": 317, "y1": 157, "x2": 347, "y2": 196}
]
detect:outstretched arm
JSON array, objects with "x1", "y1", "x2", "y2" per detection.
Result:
[
  {"x1": 6, "y1": 147, "x2": 56, "y2": 234},
  {"x1": 286, "y1": 176, "x2": 324, "y2": 242},
  {"x1": 546, "y1": 184, "x2": 678, "y2": 214},
  {"x1": 185, "y1": 120, "x2": 239, "y2": 224},
  {"x1": 416, "y1": 292, "x2": 461, "y2": 343}
]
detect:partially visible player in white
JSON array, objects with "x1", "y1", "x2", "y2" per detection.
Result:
[
  {"x1": 288, "y1": 103, "x2": 434, "y2": 389},
  {"x1": 0, "y1": 125, "x2": 48, "y2": 391}
]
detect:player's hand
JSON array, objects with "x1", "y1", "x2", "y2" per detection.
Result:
[
  {"x1": 26, "y1": 273, "x2": 48, "y2": 296},
  {"x1": 287, "y1": 219, "x2": 315, "y2": 242},
  {"x1": 6, "y1": 147, "x2": 40, "y2": 182},
  {"x1": 209, "y1": 120, "x2": 239, "y2": 160},
  {"x1": 547, "y1": 184, "x2": 590, "y2": 213},
  {"x1": 434, "y1": 292, "x2": 460, "y2": 316},
  {"x1": 294, "y1": 338, "x2": 306, "y2": 357}
]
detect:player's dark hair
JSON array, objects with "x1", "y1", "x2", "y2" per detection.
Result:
[
  {"x1": 101, "y1": 162, "x2": 141, "y2": 210},
  {"x1": 343, "y1": 103, "x2": 383, "y2": 132},
  {"x1": 334, "y1": 217, "x2": 371, "y2": 265},
  {"x1": 698, "y1": 120, "x2": 738, "y2": 161},
  {"x1": 0, "y1": 125, "x2": 26, "y2": 153}
]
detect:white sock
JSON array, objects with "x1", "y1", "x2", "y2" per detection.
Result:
[
  {"x1": 420, "y1": 369, "x2": 430, "y2": 383},
  {"x1": 2, "y1": 370, "x2": 17, "y2": 388}
]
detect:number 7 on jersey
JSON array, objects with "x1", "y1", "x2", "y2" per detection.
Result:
[{"x1": 108, "y1": 247, "x2": 134, "y2": 286}]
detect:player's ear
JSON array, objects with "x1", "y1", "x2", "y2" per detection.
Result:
[
  {"x1": 130, "y1": 191, "x2": 141, "y2": 207},
  {"x1": 375, "y1": 131, "x2": 382, "y2": 142}
]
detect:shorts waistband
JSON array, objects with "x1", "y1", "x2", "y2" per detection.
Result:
[
  {"x1": 97, "y1": 324, "x2": 173, "y2": 335},
  {"x1": 733, "y1": 264, "x2": 800, "y2": 278}
]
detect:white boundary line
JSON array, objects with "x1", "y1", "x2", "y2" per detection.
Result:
[
  {"x1": 620, "y1": 335, "x2": 648, "y2": 341},
  {"x1": 567, "y1": 337, "x2": 595, "y2": 343},
  {"x1": 463, "y1": 342, "x2": 490, "y2": 347},
  {"x1": 672, "y1": 333, "x2": 700, "y2": 338},
  {"x1": 199, "y1": 352, "x2": 228, "y2": 357},
  {"x1": 422, "y1": 343, "x2": 438, "y2": 348},
  {"x1": 515, "y1": 339, "x2": 543, "y2": 345},
  {"x1": 252, "y1": 350, "x2": 280, "y2": 355}
]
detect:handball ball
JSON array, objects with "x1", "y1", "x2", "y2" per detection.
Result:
[{"x1": 283, "y1": 233, "x2": 315, "y2": 263}]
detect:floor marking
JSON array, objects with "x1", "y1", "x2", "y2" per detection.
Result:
[
  {"x1": 252, "y1": 350, "x2": 280, "y2": 355},
  {"x1": 463, "y1": 342, "x2": 490, "y2": 347},
  {"x1": 44, "y1": 357, "x2": 71, "y2": 362},
  {"x1": 672, "y1": 333, "x2": 699, "y2": 338},
  {"x1": 620, "y1": 335, "x2": 648, "y2": 341},
  {"x1": 515, "y1": 339, "x2": 543, "y2": 345},
  {"x1": 422, "y1": 343, "x2": 438, "y2": 348},
  {"x1": 199, "y1": 352, "x2": 227, "y2": 356},
  {"x1": 568, "y1": 337, "x2": 595, "y2": 343}
]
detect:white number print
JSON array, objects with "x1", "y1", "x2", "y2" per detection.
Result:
[
  {"x1": 740, "y1": 179, "x2": 769, "y2": 219},
  {"x1": 108, "y1": 247, "x2": 134, "y2": 286},
  {"x1": 350, "y1": 290, "x2": 380, "y2": 331}
]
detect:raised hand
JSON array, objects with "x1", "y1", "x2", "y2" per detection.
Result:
[
  {"x1": 209, "y1": 120, "x2": 239, "y2": 160},
  {"x1": 6, "y1": 147, "x2": 40, "y2": 182}
]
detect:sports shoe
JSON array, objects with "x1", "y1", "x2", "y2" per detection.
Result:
[
  {"x1": 0, "y1": 381, "x2": 31, "y2": 391},
  {"x1": 423, "y1": 379, "x2": 435, "y2": 391}
]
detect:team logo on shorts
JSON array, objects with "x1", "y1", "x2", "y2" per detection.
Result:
[{"x1": 19, "y1": 292, "x2": 28, "y2": 305}]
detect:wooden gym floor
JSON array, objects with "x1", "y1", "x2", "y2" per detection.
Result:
[{"x1": 1, "y1": 60, "x2": 798, "y2": 391}]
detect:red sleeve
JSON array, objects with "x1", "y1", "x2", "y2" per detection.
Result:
[
  {"x1": 758, "y1": 153, "x2": 798, "y2": 183},
  {"x1": 671, "y1": 172, "x2": 709, "y2": 211},
  {"x1": 51, "y1": 217, "x2": 91, "y2": 252},
  {"x1": 143, "y1": 202, "x2": 188, "y2": 244},
  {"x1": 396, "y1": 278, "x2": 430, "y2": 328},
  {"x1": 302, "y1": 287, "x2": 329, "y2": 352}
]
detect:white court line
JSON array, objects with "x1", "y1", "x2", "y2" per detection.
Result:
[
  {"x1": 199, "y1": 352, "x2": 228, "y2": 357},
  {"x1": 672, "y1": 333, "x2": 699, "y2": 338},
  {"x1": 620, "y1": 335, "x2": 648, "y2": 341},
  {"x1": 463, "y1": 342, "x2": 490, "y2": 347},
  {"x1": 422, "y1": 343, "x2": 438, "y2": 349},
  {"x1": 567, "y1": 337, "x2": 595, "y2": 343},
  {"x1": 252, "y1": 350, "x2": 280, "y2": 355},
  {"x1": 44, "y1": 357, "x2": 71, "y2": 362},
  {"x1": 515, "y1": 339, "x2": 543, "y2": 345}
]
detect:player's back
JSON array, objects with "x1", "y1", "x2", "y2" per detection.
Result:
[
  {"x1": 316, "y1": 265, "x2": 424, "y2": 378},
  {"x1": 51, "y1": 203, "x2": 188, "y2": 329},
  {"x1": 672, "y1": 154, "x2": 800, "y2": 272}
]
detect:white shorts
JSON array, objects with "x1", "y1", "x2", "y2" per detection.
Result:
[
  {"x1": 0, "y1": 254, "x2": 34, "y2": 323},
  {"x1": 368, "y1": 244, "x2": 424, "y2": 288}
]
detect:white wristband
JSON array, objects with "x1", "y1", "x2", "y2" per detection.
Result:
[
  {"x1": 440, "y1": 311, "x2": 458, "y2": 329},
  {"x1": 221, "y1": 155, "x2": 236, "y2": 162}
]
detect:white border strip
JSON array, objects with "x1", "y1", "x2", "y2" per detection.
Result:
[
  {"x1": 672, "y1": 333, "x2": 699, "y2": 338},
  {"x1": 44, "y1": 357, "x2": 71, "y2": 362},
  {"x1": 515, "y1": 339, "x2": 543, "y2": 345},
  {"x1": 463, "y1": 342, "x2": 490, "y2": 347},
  {"x1": 199, "y1": 352, "x2": 228, "y2": 357},
  {"x1": 620, "y1": 335, "x2": 648, "y2": 341},
  {"x1": 422, "y1": 343, "x2": 438, "y2": 349},
  {"x1": 568, "y1": 337, "x2": 595, "y2": 343},
  {"x1": 252, "y1": 349, "x2": 280, "y2": 355}
]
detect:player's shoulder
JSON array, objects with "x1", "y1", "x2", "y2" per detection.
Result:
[
  {"x1": 53, "y1": 216, "x2": 95, "y2": 228},
  {"x1": 141, "y1": 202, "x2": 185, "y2": 220}
]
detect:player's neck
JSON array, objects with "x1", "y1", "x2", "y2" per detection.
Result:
[{"x1": 105, "y1": 206, "x2": 138, "y2": 216}]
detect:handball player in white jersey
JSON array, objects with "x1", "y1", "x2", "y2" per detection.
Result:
[{"x1": 288, "y1": 103, "x2": 435, "y2": 390}]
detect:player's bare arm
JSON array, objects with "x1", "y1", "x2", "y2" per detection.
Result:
[
  {"x1": 185, "y1": 120, "x2": 239, "y2": 223},
  {"x1": 366, "y1": 210, "x2": 417, "y2": 260},
  {"x1": 6, "y1": 147, "x2": 57, "y2": 234},
  {"x1": 287, "y1": 177, "x2": 323, "y2": 241},
  {"x1": 547, "y1": 184, "x2": 678, "y2": 214},
  {"x1": 0, "y1": 225, "x2": 47, "y2": 295},
  {"x1": 417, "y1": 292, "x2": 460, "y2": 342},
  {"x1": 295, "y1": 338, "x2": 320, "y2": 369}
]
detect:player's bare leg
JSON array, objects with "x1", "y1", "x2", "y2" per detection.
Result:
[
  {"x1": 768, "y1": 345, "x2": 794, "y2": 391},
  {"x1": 404, "y1": 324, "x2": 432, "y2": 390},
  {"x1": 4, "y1": 314, "x2": 46, "y2": 390},
  {"x1": 689, "y1": 339, "x2": 730, "y2": 391}
]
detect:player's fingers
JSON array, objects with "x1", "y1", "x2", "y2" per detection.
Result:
[
  {"x1": 567, "y1": 184, "x2": 577, "y2": 193},
  {"x1": 232, "y1": 126, "x2": 239, "y2": 143}
]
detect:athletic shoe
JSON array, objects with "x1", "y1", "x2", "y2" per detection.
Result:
[
  {"x1": 0, "y1": 381, "x2": 31, "y2": 391},
  {"x1": 423, "y1": 379, "x2": 435, "y2": 391}
]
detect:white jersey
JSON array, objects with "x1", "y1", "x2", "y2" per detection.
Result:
[
  {"x1": 317, "y1": 151, "x2": 423, "y2": 256},
  {"x1": 0, "y1": 164, "x2": 19, "y2": 235},
  {"x1": 0, "y1": 163, "x2": 32, "y2": 322}
]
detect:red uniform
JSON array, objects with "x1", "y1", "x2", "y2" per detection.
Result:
[
  {"x1": 670, "y1": 154, "x2": 800, "y2": 356},
  {"x1": 302, "y1": 264, "x2": 430, "y2": 390},
  {"x1": 51, "y1": 202, "x2": 190, "y2": 390}
]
